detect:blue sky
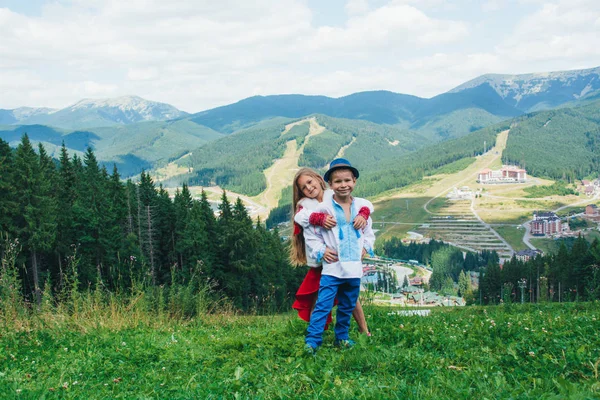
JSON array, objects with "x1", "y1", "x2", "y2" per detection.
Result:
[{"x1": 0, "y1": 0, "x2": 599, "y2": 112}]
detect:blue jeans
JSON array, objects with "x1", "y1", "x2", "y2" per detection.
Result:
[{"x1": 305, "y1": 275, "x2": 361, "y2": 348}]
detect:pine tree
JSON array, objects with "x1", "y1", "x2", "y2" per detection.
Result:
[
  {"x1": 55, "y1": 144, "x2": 78, "y2": 282},
  {"x1": 72, "y1": 147, "x2": 110, "y2": 285},
  {"x1": 12, "y1": 136, "x2": 57, "y2": 303},
  {"x1": 0, "y1": 138, "x2": 16, "y2": 235},
  {"x1": 103, "y1": 165, "x2": 127, "y2": 288}
]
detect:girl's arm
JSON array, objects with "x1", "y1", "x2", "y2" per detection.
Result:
[
  {"x1": 294, "y1": 205, "x2": 336, "y2": 230},
  {"x1": 361, "y1": 216, "x2": 376, "y2": 258},
  {"x1": 353, "y1": 200, "x2": 375, "y2": 229}
]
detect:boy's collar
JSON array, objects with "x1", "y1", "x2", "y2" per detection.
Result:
[{"x1": 332, "y1": 195, "x2": 354, "y2": 206}]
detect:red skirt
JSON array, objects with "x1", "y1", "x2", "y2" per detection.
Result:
[{"x1": 292, "y1": 267, "x2": 336, "y2": 327}]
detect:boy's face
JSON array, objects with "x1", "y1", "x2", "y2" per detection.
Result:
[{"x1": 329, "y1": 169, "x2": 356, "y2": 198}]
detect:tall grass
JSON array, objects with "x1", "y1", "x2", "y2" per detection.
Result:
[{"x1": 0, "y1": 243, "x2": 233, "y2": 332}]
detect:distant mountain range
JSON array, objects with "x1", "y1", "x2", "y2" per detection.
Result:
[
  {"x1": 449, "y1": 66, "x2": 600, "y2": 112},
  {"x1": 0, "y1": 95, "x2": 187, "y2": 129},
  {"x1": 1, "y1": 65, "x2": 598, "y2": 179}
]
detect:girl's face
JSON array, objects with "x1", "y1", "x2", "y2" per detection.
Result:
[{"x1": 297, "y1": 174, "x2": 323, "y2": 200}]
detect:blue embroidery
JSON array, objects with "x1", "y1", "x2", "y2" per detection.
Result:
[{"x1": 333, "y1": 201, "x2": 361, "y2": 262}]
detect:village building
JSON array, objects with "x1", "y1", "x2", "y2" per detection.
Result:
[
  {"x1": 477, "y1": 165, "x2": 527, "y2": 184},
  {"x1": 516, "y1": 249, "x2": 543, "y2": 262},
  {"x1": 531, "y1": 211, "x2": 567, "y2": 236},
  {"x1": 584, "y1": 204, "x2": 600, "y2": 222},
  {"x1": 581, "y1": 179, "x2": 599, "y2": 196}
]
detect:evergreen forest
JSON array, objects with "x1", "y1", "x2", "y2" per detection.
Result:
[{"x1": 0, "y1": 135, "x2": 304, "y2": 314}]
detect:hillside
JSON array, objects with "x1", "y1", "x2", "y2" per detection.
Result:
[
  {"x1": 502, "y1": 99, "x2": 600, "y2": 181},
  {"x1": 180, "y1": 115, "x2": 432, "y2": 197},
  {"x1": 0, "y1": 119, "x2": 224, "y2": 176}
]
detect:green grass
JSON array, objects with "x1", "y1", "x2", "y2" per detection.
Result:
[
  {"x1": 494, "y1": 226, "x2": 529, "y2": 252},
  {"x1": 530, "y1": 238, "x2": 561, "y2": 255},
  {"x1": 373, "y1": 197, "x2": 432, "y2": 240},
  {"x1": 2, "y1": 303, "x2": 599, "y2": 398}
]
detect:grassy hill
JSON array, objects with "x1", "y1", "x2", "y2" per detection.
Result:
[{"x1": 1, "y1": 301, "x2": 598, "y2": 398}]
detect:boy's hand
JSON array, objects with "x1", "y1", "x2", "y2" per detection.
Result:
[
  {"x1": 353, "y1": 215, "x2": 367, "y2": 230},
  {"x1": 322, "y1": 215, "x2": 337, "y2": 230},
  {"x1": 323, "y1": 247, "x2": 338, "y2": 263}
]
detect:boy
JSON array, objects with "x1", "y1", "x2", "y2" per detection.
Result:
[{"x1": 304, "y1": 158, "x2": 375, "y2": 353}]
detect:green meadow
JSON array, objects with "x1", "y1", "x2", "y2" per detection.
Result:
[{"x1": 2, "y1": 302, "x2": 599, "y2": 399}]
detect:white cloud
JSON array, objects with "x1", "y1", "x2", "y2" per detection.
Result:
[
  {"x1": 496, "y1": 0, "x2": 600, "y2": 66},
  {"x1": 0, "y1": 0, "x2": 599, "y2": 111},
  {"x1": 345, "y1": 0, "x2": 370, "y2": 15}
]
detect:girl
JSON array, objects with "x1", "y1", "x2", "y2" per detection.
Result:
[{"x1": 290, "y1": 167, "x2": 371, "y2": 335}]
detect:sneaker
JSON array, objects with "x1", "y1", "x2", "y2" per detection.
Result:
[
  {"x1": 304, "y1": 343, "x2": 318, "y2": 355},
  {"x1": 334, "y1": 339, "x2": 355, "y2": 349}
]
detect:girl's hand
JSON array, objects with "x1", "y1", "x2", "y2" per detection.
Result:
[
  {"x1": 353, "y1": 215, "x2": 367, "y2": 230},
  {"x1": 323, "y1": 247, "x2": 338, "y2": 263},
  {"x1": 322, "y1": 215, "x2": 337, "y2": 230},
  {"x1": 361, "y1": 248, "x2": 367, "y2": 260}
]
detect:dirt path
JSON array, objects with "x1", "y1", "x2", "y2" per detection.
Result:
[
  {"x1": 333, "y1": 137, "x2": 356, "y2": 160},
  {"x1": 252, "y1": 117, "x2": 327, "y2": 216},
  {"x1": 422, "y1": 130, "x2": 509, "y2": 214}
]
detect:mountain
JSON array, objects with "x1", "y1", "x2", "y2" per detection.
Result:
[
  {"x1": 2, "y1": 65, "x2": 598, "y2": 180},
  {"x1": 449, "y1": 66, "x2": 600, "y2": 113},
  {"x1": 2, "y1": 96, "x2": 188, "y2": 129},
  {"x1": 187, "y1": 88, "x2": 522, "y2": 141},
  {"x1": 0, "y1": 107, "x2": 56, "y2": 125}
]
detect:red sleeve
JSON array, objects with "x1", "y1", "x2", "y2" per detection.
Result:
[
  {"x1": 309, "y1": 212, "x2": 328, "y2": 227},
  {"x1": 358, "y1": 206, "x2": 370, "y2": 220}
]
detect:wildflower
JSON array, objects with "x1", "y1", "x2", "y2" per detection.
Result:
[
  {"x1": 399, "y1": 324, "x2": 404, "y2": 329},
  {"x1": 64, "y1": 348, "x2": 68, "y2": 352},
  {"x1": 113, "y1": 377, "x2": 122, "y2": 383},
  {"x1": 73, "y1": 381, "x2": 78, "y2": 385},
  {"x1": 16, "y1": 389, "x2": 22, "y2": 394},
  {"x1": 528, "y1": 351, "x2": 535, "y2": 357},
  {"x1": 121, "y1": 342, "x2": 127, "y2": 347},
  {"x1": 524, "y1": 327, "x2": 529, "y2": 330},
  {"x1": 62, "y1": 382, "x2": 68, "y2": 389}
]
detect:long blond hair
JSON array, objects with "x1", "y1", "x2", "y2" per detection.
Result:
[{"x1": 289, "y1": 168, "x2": 326, "y2": 266}]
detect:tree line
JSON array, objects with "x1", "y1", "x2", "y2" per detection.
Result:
[
  {"x1": 0, "y1": 135, "x2": 303, "y2": 313},
  {"x1": 378, "y1": 235, "x2": 600, "y2": 304}
]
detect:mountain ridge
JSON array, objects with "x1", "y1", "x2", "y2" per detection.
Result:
[{"x1": 1, "y1": 95, "x2": 188, "y2": 129}]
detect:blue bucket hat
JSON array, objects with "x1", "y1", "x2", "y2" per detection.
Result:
[{"x1": 323, "y1": 158, "x2": 359, "y2": 182}]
